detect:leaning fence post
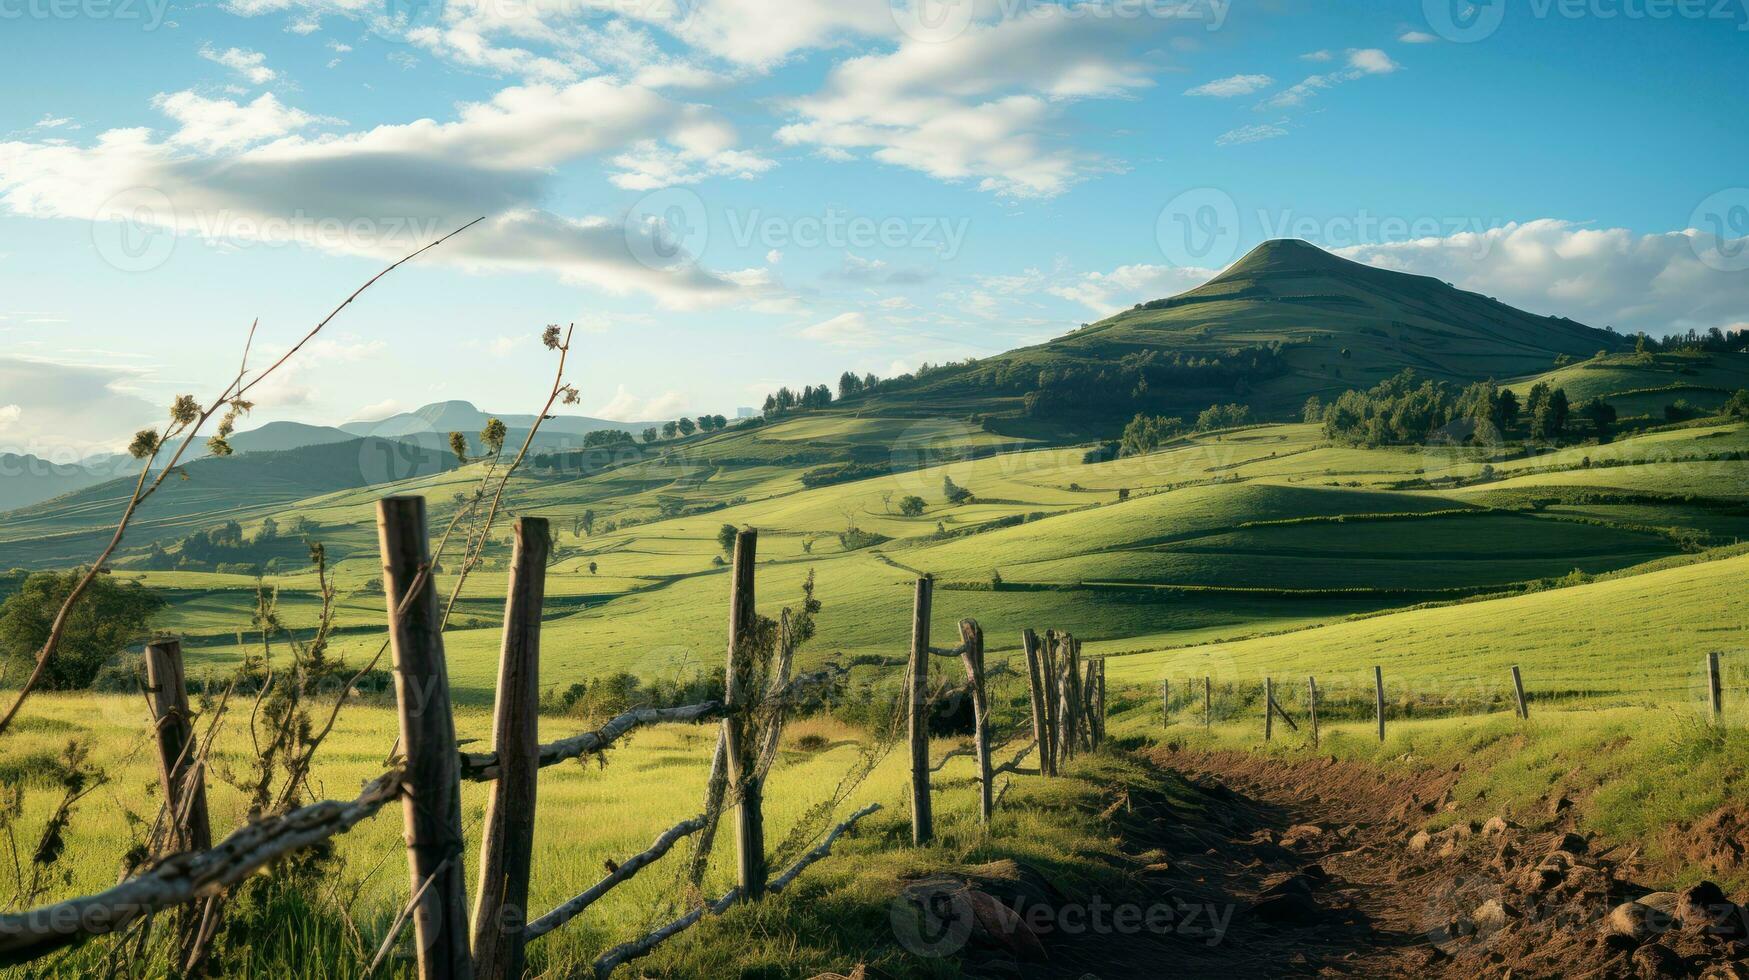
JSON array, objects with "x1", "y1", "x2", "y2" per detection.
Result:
[
  {"x1": 959, "y1": 620, "x2": 992, "y2": 825},
  {"x1": 1096, "y1": 659, "x2": 1107, "y2": 746},
  {"x1": 1510, "y1": 664, "x2": 1529, "y2": 721},
  {"x1": 377, "y1": 496, "x2": 473, "y2": 980},
  {"x1": 1707, "y1": 652, "x2": 1723, "y2": 723},
  {"x1": 1374, "y1": 666, "x2": 1386, "y2": 742},
  {"x1": 1264, "y1": 677, "x2": 1274, "y2": 742},
  {"x1": 1021, "y1": 630, "x2": 1052, "y2": 778},
  {"x1": 723, "y1": 528, "x2": 767, "y2": 898},
  {"x1": 908, "y1": 576, "x2": 934, "y2": 845},
  {"x1": 1204, "y1": 676, "x2": 1211, "y2": 730},
  {"x1": 1162, "y1": 679, "x2": 1170, "y2": 728},
  {"x1": 471, "y1": 517, "x2": 548, "y2": 980},
  {"x1": 1307, "y1": 676, "x2": 1319, "y2": 749}
]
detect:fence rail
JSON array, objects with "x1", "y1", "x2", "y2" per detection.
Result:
[{"x1": 0, "y1": 497, "x2": 1096, "y2": 977}]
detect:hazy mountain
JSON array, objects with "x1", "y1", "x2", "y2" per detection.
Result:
[{"x1": 340, "y1": 400, "x2": 656, "y2": 439}]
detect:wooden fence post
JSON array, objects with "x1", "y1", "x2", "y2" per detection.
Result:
[
  {"x1": 144, "y1": 638, "x2": 215, "y2": 968},
  {"x1": 723, "y1": 528, "x2": 767, "y2": 898},
  {"x1": 1064, "y1": 636, "x2": 1084, "y2": 752},
  {"x1": 1096, "y1": 660, "x2": 1107, "y2": 746},
  {"x1": 1081, "y1": 659, "x2": 1099, "y2": 748},
  {"x1": 1204, "y1": 675, "x2": 1211, "y2": 730},
  {"x1": 1264, "y1": 677, "x2": 1274, "y2": 742},
  {"x1": 1021, "y1": 630, "x2": 1052, "y2": 778},
  {"x1": 1374, "y1": 666, "x2": 1386, "y2": 742},
  {"x1": 144, "y1": 639, "x2": 212, "y2": 855},
  {"x1": 959, "y1": 620, "x2": 992, "y2": 825},
  {"x1": 377, "y1": 496, "x2": 473, "y2": 980},
  {"x1": 471, "y1": 517, "x2": 548, "y2": 980},
  {"x1": 1707, "y1": 652, "x2": 1723, "y2": 723},
  {"x1": 1307, "y1": 676, "x2": 1319, "y2": 749},
  {"x1": 908, "y1": 577, "x2": 933, "y2": 845},
  {"x1": 1055, "y1": 637, "x2": 1077, "y2": 763},
  {"x1": 1510, "y1": 664, "x2": 1529, "y2": 721},
  {"x1": 1042, "y1": 631, "x2": 1060, "y2": 774},
  {"x1": 1162, "y1": 679, "x2": 1170, "y2": 728}
]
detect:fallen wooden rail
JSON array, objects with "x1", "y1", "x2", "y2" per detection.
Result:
[
  {"x1": 0, "y1": 769, "x2": 403, "y2": 966},
  {"x1": 524, "y1": 816, "x2": 706, "y2": 941},
  {"x1": 590, "y1": 802, "x2": 882, "y2": 978}
]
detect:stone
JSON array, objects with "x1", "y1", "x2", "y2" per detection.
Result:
[
  {"x1": 1630, "y1": 942, "x2": 1684, "y2": 979},
  {"x1": 1602, "y1": 901, "x2": 1661, "y2": 948},
  {"x1": 1409, "y1": 829, "x2": 1432, "y2": 853},
  {"x1": 1483, "y1": 815, "x2": 1510, "y2": 836},
  {"x1": 1472, "y1": 898, "x2": 1513, "y2": 935}
]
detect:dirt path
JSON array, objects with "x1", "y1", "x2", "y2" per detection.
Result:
[{"x1": 922, "y1": 748, "x2": 1749, "y2": 979}]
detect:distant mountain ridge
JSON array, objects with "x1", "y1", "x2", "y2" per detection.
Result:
[{"x1": 339, "y1": 400, "x2": 655, "y2": 439}]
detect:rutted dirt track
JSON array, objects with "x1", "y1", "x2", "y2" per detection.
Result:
[{"x1": 902, "y1": 748, "x2": 1749, "y2": 979}]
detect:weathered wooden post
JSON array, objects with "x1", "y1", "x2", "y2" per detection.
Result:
[
  {"x1": 908, "y1": 576, "x2": 934, "y2": 845},
  {"x1": 1204, "y1": 675, "x2": 1212, "y2": 730},
  {"x1": 145, "y1": 638, "x2": 215, "y2": 967},
  {"x1": 377, "y1": 496, "x2": 473, "y2": 980},
  {"x1": 1064, "y1": 635, "x2": 1084, "y2": 752},
  {"x1": 1374, "y1": 665, "x2": 1386, "y2": 742},
  {"x1": 472, "y1": 517, "x2": 548, "y2": 980},
  {"x1": 1082, "y1": 659, "x2": 1099, "y2": 747},
  {"x1": 959, "y1": 620, "x2": 992, "y2": 824},
  {"x1": 1307, "y1": 676, "x2": 1319, "y2": 749},
  {"x1": 1039, "y1": 630, "x2": 1060, "y2": 773},
  {"x1": 1264, "y1": 677, "x2": 1274, "y2": 742},
  {"x1": 723, "y1": 528, "x2": 767, "y2": 898},
  {"x1": 1021, "y1": 630, "x2": 1052, "y2": 777},
  {"x1": 1510, "y1": 664, "x2": 1529, "y2": 721},
  {"x1": 1096, "y1": 660, "x2": 1107, "y2": 746},
  {"x1": 144, "y1": 639, "x2": 212, "y2": 855},
  {"x1": 1055, "y1": 638, "x2": 1077, "y2": 764},
  {"x1": 1707, "y1": 652, "x2": 1723, "y2": 723},
  {"x1": 1162, "y1": 679, "x2": 1170, "y2": 728}
]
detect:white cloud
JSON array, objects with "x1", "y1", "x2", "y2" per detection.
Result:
[
  {"x1": 34, "y1": 115, "x2": 75, "y2": 131},
  {"x1": 0, "y1": 357, "x2": 159, "y2": 455},
  {"x1": 801, "y1": 311, "x2": 880, "y2": 347},
  {"x1": 1047, "y1": 263, "x2": 1217, "y2": 316},
  {"x1": 1336, "y1": 219, "x2": 1749, "y2": 335},
  {"x1": 593, "y1": 384, "x2": 686, "y2": 421},
  {"x1": 1186, "y1": 74, "x2": 1273, "y2": 98},
  {"x1": 1398, "y1": 30, "x2": 1439, "y2": 43},
  {"x1": 776, "y1": 7, "x2": 1171, "y2": 197},
  {"x1": 1216, "y1": 122, "x2": 1288, "y2": 146},
  {"x1": 1263, "y1": 48, "x2": 1399, "y2": 109},
  {"x1": 199, "y1": 45, "x2": 279, "y2": 85},
  {"x1": 0, "y1": 79, "x2": 779, "y2": 309},
  {"x1": 0, "y1": 404, "x2": 21, "y2": 429},
  {"x1": 766, "y1": 249, "x2": 782, "y2": 264},
  {"x1": 1301, "y1": 49, "x2": 1333, "y2": 61},
  {"x1": 151, "y1": 91, "x2": 335, "y2": 152}
]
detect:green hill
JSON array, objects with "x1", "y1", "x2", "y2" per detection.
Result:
[{"x1": 852, "y1": 239, "x2": 1631, "y2": 425}]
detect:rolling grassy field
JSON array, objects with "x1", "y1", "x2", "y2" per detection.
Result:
[{"x1": 6, "y1": 328, "x2": 1749, "y2": 974}]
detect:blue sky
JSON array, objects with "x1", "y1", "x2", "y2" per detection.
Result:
[{"x1": 2, "y1": 0, "x2": 1746, "y2": 457}]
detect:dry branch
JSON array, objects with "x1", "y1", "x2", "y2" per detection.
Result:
[
  {"x1": 459, "y1": 702, "x2": 723, "y2": 782},
  {"x1": 0, "y1": 770, "x2": 403, "y2": 965},
  {"x1": 523, "y1": 816, "x2": 706, "y2": 942}
]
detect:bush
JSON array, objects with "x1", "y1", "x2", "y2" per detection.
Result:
[
  {"x1": 0, "y1": 571, "x2": 164, "y2": 690},
  {"x1": 897, "y1": 495, "x2": 926, "y2": 517}
]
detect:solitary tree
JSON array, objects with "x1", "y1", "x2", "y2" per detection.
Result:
[
  {"x1": 716, "y1": 523, "x2": 738, "y2": 554},
  {"x1": 942, "y1": 475, "x2": 972, "y2": 505},
  {"x1": 898, "y1": 495, "x2": 926, "y2": 517},
  {"x1": 0, "y1": 571, "x2": 164, "y2": 690}
]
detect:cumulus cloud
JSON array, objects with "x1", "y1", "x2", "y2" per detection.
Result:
[
  {"x1": 151, "y1": 91, "x2": 336, "y2": 152},
  {"x1": 199, "y1": 45, "x2": 279, "y2": 85},
  {"x1": 1186, "y1": 74, "x2": 1273, "y2": 98},
  {"x1": 0, "y1": 79, "x2": 776, "y2": 309},
  {"x1": 0, "y1": 357, "x2": 161, "y2": 456},
  {"x1": 776, "y1": 7, "x2": 1171, "y2": 197},
  {"x1": 1336, "y1": 219, "x2": 1749, "y2": 335}
]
